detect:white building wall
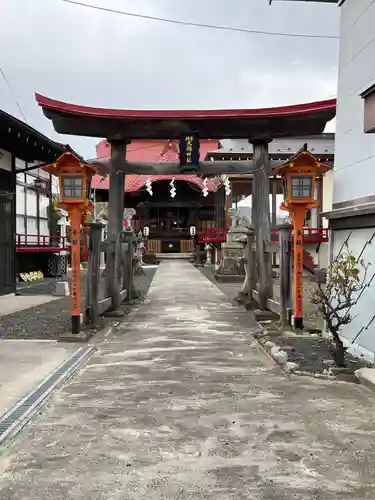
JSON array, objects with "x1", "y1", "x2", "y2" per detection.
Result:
[
  {"x1": 326, "y1": 1, "x2": 375, "y2": 359},
  {"x1": 332, "y1": 228, "x2": 375, "y2": 363},
  {"x1": 322, "y1": 170, "x2": 334, "y2": 227},
  {"x1": 333, "y1": 0, "x2": 375, "y2": 205}
]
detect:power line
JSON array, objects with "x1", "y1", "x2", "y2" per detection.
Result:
[
  {"x1": 0, "y1": 66, "x2": 28, "y2": 123},
  {"x1": 61, "y1": 0, "x2": 339, "y2": 40}
]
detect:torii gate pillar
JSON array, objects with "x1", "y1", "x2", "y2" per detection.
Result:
[
  {"x1": 105, "y1": 140, "x2": 127, "y2": 309},
  {"x1": 251, "y1": 140, "x2": 273, "y2": 309}
]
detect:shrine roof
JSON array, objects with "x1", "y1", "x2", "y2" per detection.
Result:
[
  {"x1": 93, "y1": 174, "x2": 219, "y2": 193},
  {"x1": 35, "y1": 94, "x2": 336, "y2": 140},
  {"x1": 92, "y1": 139, "x2": 219, "y2": 193},
  {"x1": 95, "y1": 139, "x2": 217, "y2": 163}
]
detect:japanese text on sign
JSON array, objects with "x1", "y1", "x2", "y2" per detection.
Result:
[
  {"x1": 179, "y1": 133, "x2": 200, "y2": 167},
  {"x1": 185, "y1": 135, "x2": 193, "y2": 163},
  {"x1": 295, "y1": 229, "x2": 303, "y2": 247},
  {"x1": 71, "y1": 268, "x2": 79, "y2": 312},
  {"x1": 295, "y1": 247, "x2": 303, "y2": 314}
]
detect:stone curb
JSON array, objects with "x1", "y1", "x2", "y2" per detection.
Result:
[
  {"x1": 0, "y1": 346, "x2": 95, "y2": 448},
  {"x1": 253, "y1": 319, "x2": 339, "y2": 381},
  {"x1": 354, "y1": 368, "x2": 375, "y2": 391}
]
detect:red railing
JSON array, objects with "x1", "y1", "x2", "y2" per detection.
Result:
[
  {"x1": 198, "y1": 227, "x2": 329, "y2": 245},
  {"x1": 16, "y1": 234, "x2": 68, "y2": 253},
  {"x1": 198, "y1": 227, "x2": 229, "y2": 244},
  {"x1": 271, "y1": 227, "x2": 329, "y2": 243}
]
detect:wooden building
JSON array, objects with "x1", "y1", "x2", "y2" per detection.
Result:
[
  {"x1": 92, "y1": 139, "x2": 227, "y2": 254},
  {"x1": 0, "y1": 107, "x2": 75, "y2": 295}
]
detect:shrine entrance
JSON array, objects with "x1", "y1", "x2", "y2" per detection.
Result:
[{"x1": 36, "y1": 93, "x2": 335, "y2": 310}]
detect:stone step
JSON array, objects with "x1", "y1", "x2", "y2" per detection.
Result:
[{"x1": 156, "y1": 253, "x2": 193, "y2": 260}]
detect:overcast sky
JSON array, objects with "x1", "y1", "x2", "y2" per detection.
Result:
[{"x1": 0, "y1": 0, "x2": 340, "y2": 158}]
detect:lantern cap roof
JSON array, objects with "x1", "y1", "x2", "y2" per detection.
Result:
[
  {"x1": 273, "y1": 145, "x2": 332, "y2": 177},
  {"x1": 44, "y1": 151, "x2": 96, "y2": 175}
]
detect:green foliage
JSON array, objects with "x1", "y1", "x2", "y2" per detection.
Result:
[{"x1": 47, "y1": 194, "x2": 61, "y2": 240}]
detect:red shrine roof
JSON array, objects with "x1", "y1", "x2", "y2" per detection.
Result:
[
  {"x1": 92, "y1": 139, "x2": 219, "y2": 193},
  {"x1": 35, "y1": 94, "x2": 336, "y2": 140}
]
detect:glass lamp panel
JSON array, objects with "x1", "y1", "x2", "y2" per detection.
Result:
[
  {"x1": 290, "y1": 176, "x2": 313, "y2": 198},
  {"x1": 291, "y1": 177, "x2": 303, "y2": 198},
  {"x1": 302, "y1": 176, "x2": 313, "y2": 198},
  {"x1": 62, "y1": 176, "x2": 83, "y2": 199}
]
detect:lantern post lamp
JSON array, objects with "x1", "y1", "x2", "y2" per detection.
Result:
[
  {"x1": 52, "y1": 152, "x2": 95, "y2": 335},
  {"x1": 274, "y1": 146, "x2": 330, "y2": 330}
]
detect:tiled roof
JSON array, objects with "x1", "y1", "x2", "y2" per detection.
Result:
[{"x1": 92, "y1": 139, "x2": 220, "y2": 193}]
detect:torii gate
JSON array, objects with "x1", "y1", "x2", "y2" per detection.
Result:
[{"x1": 35, "y1": 94, "x2": 335, "y2": 311}]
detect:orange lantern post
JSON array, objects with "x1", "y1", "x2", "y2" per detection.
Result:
[
  {"x1": 51, "y1": 152, "x2": 95, "y2": 335},
  {"x1": 273, "y1": 146, "x2": 330, "y2": 330},
  {"x1": 82, "y1": 214, "x2": 90, "y2": 264}
]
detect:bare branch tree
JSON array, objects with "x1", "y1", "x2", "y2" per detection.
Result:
[{"x1": 310, "y1": 244, "x2": 370, "y2": 367}]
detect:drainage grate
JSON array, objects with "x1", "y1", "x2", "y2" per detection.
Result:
[{"x1": 0, "y1": 346, "x2": 94, "y2": 445}]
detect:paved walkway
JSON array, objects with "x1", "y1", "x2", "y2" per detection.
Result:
[
  {"x1": 1, "y1": 261, "x2": 375, "y2": 499},
  {"x1": 0, "y1": 340, "x2": 76, "y2": 416},
  {"x1": 0, "y1": 294, "x2": 60, "y2": 317}
]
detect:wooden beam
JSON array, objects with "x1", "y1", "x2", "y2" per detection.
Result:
[{"x1": 89, "y1": 160, "x2": 285, "y2": 176}]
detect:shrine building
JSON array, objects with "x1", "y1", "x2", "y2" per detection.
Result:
[{"x1": 91, "y1": 134, "x2": 335, "y2": 260}]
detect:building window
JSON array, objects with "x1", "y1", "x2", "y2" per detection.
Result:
[
  {"x1": 16, "y1": 216, "x2": 25, "y2": 243},
  {"x1": 26, "y1": 218, "x2": 38, "y2": 243},
  {"x1": 16, "y1": 172, "x2": 25, "y2": 183},
  {"x1": 40, "y1": 219, "x2": 49, "y2": 236},
  {"x1": 15, "y1": 165, "x2": 51, "y2": 245},
  {"x1": 16, "y1": 185, "x2": 25, "y2": 215},
  {"x1": 26, "y1": 189, "x2": 38, "y2": 216},
  {"x1": 39, "y1": 194, "x2": 49, "y2": 218},
  {"x1": 361, "y1": 83, "x2": 375, "y2": 134}
]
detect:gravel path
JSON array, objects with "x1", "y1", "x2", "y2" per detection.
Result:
[{"x1": 0, "y1": 267, "x2": 157, "y2": 340}]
